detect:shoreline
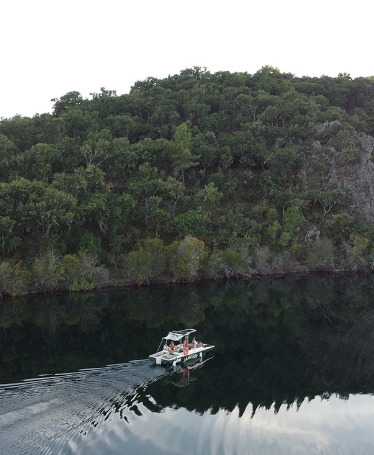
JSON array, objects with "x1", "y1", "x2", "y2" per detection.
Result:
[{"x1": 2, "y1": 265, "x2": 371, "y2": 300}]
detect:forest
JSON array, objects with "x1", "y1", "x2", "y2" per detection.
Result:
[{"x1": 1, "y1": 65, "x2": 374, "y2": 296}]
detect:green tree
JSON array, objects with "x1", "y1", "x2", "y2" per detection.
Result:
[
  {"x1": 32, "y1": 251, "x2": 62, "y2": 287},
  {"x1": 85, "y1": 192, "x2": 135, "y2": 235},
  {"x1": 52, "y1": 171, "x2": 87, "y2": 198},
  {"x1": 316, "y1": 189, "x2": 346, "y2": 216},
  {"x1": 307, "y1": 238, "x2": 336, "y2": 268},
  {"x1": 172, "y1": 210, "x2": 208, "y2": 238},
  {"x1": 13, "y1": 143, "x2": 61, "y2": 181},
  {"x1": 0, "y1": 261, "x2": 30, "y2": 296},
  {"x1": 58, "y1": 252, "x2": 104, "y2": 291},
  {"x1": 124, "y1": 238, "x2": 166, "y2": 282},
  {"x1": 170, "y1": 122, "x2": 200, "y2": 186},
  {"x1": 191, "y1": 131, "x2": 219, "y2": 173},
  {"x1": 167, "y1": 235, "x2": 205, "y2": 279},
  {"x1": 277, "y1": 203, "x2": 306, "y2": 255},
  {"x1": 194, "y1": 182, "x2": 223, "y2": 217},
  {"x1": 33, "y1": 186, "x2": 77, "y2": 234},
  {"x1": 51, "y1": 91, "x2": 83, "y2": 116},
  {"x1": 205, "y1": 248, "x2": 246, "y2": 278},
  {"x1": 346, "y1": 234, "x2": 370, "y2": 269},
  {"x1": 159, "y1": 176, "x2": 185, "y2": 218},
  {"x1": 0, "y1": 178, "x2": 76, "y2": 235},
  {"x1": 0, "y1": 216, "x2": 19, "y2": 257},
  {"x1": 0, "y1": 134, "x2": 17, "y2": 181}
]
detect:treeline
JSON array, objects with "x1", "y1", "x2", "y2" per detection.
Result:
[{"x1": 1, "y1": 66, "x2": 374, "y2": 296}]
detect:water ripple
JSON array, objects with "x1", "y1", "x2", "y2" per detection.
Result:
[{"x1": 0, "y1": 359, "x2": 166, "y2": 455}]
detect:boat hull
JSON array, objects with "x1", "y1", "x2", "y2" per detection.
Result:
[{"x1": 149, "y1": 344, "x2": 214, "y2": 366}]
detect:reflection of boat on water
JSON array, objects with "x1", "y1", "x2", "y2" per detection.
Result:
[
  {"x1": 149, "y1": 329, "x2": 215, "y2": 367},
  {"x1": 165, "y1": 355, "x2": 214, "y2": 387},
  {"x1": 176, "y1": 353, "x2": 214, "y2": 373}
]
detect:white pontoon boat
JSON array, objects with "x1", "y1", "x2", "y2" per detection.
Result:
[{"x1": 149, "y1": 329, "x2": 214, "y2": 366}]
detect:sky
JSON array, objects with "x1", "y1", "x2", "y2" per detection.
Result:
[{"x1": 1, "y1": 0, "x2": 373, "y2": 119}]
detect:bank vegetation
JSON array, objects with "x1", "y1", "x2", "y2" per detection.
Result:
[{"x1": 2, "y1": 66, "x2": 374, "y2": 296}]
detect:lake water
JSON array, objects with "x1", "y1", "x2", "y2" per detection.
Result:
[{"x1": 2, "y1": 274, "x2": 374, "y2": 454}]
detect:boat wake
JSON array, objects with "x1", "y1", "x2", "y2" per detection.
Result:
[{"x1": 0, "y1": 359, "x2": 167, "y2": 455}]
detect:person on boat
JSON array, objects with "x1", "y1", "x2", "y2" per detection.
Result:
[
  {"x1": 169, "y1": 341, "x2": 175, "y2": 354},
  {"x1": 192, "y1": 337, "x2": 204, "y2": 348}
]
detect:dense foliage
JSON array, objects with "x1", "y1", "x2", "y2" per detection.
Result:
[{"x1": 1, "y1": 66, "x2": 374, "y2": 296}]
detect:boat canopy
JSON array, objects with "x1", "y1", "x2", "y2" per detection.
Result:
[{"x1": 164, "y1": 329, "x2": 196, "y2": 341}]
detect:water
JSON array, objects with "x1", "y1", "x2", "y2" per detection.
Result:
[{"x1": 2, "y1": 274, "x2": 374, "y2": 454}]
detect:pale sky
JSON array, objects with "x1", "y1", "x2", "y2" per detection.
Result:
[{"x1": 1, "y1": 0, "x2": 372, "y2": 119}]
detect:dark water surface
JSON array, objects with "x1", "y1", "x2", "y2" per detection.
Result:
[{"x1": 2, "y1": 274, "x2": 374, "y2": 454}]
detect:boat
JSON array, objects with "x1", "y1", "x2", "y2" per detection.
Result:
[{"x1": 149, "y1": 328, "x2": 214, "y2": 367}]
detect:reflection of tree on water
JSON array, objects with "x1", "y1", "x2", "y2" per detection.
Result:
[
  {"x1": 0, "y1": 287, "x2": 211, "y2": 383},
  {"x1": 3, "y1": 274, "x2": 374, "y2": 418},
  {"x1": 304, "y1": 312, "x2": 374, "y2": 392},
  {"x1": 140, "y1": 275, "x2": 374, "y2": 418}
]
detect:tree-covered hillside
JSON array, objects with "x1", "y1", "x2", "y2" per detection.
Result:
[{"x1": 1, "y1": 66, "x2": 374, "y2": 296}]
